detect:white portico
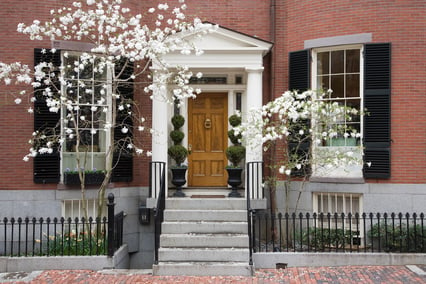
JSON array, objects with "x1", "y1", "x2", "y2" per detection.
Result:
[{"x1": 150, "y1": 25, "x2": 272, "y2": 197}]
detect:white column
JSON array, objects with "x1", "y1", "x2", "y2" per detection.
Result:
[
  {"x1": 151, "y1": 74, "x2": 169, "y2": 198},
  {"x1": 245, "y1": 67, "x2": 264, "y2": 162},
  {"x1": 244, "y1": 67, "x2": 264, "y2": 199},
  {"x1": 243, "y1": 67, "x2": 264, "y2": 199}
]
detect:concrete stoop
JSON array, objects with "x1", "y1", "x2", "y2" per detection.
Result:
[
  {"x1": 153, "y1": 262, "x2": 253, "y2": 276},
  {"x1": 153, "y1": 198, "x2": 253, "y2": 276}
]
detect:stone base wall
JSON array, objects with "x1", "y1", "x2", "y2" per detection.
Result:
[{"x1": 0, "y1": 187, "x2": 154, "y2": 269}]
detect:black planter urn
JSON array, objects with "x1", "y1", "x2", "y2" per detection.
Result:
[
  {"x1": 171, "y1": 167, "x2": 187, "y2": 197},
  {"x1": 226, "y1": 167, "x2": 243, "y2": 197}
]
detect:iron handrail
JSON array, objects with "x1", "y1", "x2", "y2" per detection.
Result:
[
  {"x1": 246, "y1": 161, "x2": 263, "y2": 265},
  {"x1": 151, "y1": 161, "x2": 166, "y2": 265}
]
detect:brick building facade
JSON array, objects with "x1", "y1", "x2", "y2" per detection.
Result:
[{"x1": 0, "y1": 0, "x2": 424, "y2": 268}]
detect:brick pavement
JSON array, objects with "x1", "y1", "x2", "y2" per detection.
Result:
[{"x1": 1, "y1": 265, "x2": 426, "y2": 283}]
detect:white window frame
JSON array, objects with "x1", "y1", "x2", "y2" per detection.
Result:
[
  {"x1": 311, "y1": 45, "x2": 364, "y2": 179},
  {"x1": 62, "y1": 199, "x2": 106, "y2": 219},
  {"x1": 60, "y1": 51, "x2": 113, "y2": 181},
  {"x1": 313, "y1": 192, "x2": 364, "y2": 246}
]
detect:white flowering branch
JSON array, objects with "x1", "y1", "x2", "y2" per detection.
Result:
[{"x1": 0, "y1": 0, "x2": 215, "y2": 219}]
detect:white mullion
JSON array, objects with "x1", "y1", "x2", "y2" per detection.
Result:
[
  {"x1": 342, "y1": 193, "x2": 346, "y2": 215},
  {"x1": 333, "y1": 193, "x2": 337, "y2": 214}
]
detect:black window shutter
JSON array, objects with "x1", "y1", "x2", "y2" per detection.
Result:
[
  {"x1": 288, "y1": 50, "x2": 311, "y2": 176},
  {"x1": 111, "y1": 59, "x2": 134, "y2": 182},
  {"x1": 289, "y1": 49, "x2": 310, "y2": 91},
  {"x1": 33, "y1": 48, "x2": 61, "y2": 184},
  {"x1": 363, "y1": 43, "x2": 391, "y2": 179}
]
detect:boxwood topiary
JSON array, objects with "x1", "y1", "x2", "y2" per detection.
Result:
[
  {"x1": 226, "y1": 145, "x2": 246, "y2": 167},
  {"x1": 168, "y1": 145, "x2": 188, "y2": 166},
  {"x1": 170, "y1": 130, "x2": 184, "y2": 145},
  {"x1": 228, "y1": 114, "x2": 241, "y2": 127},
  {"x1": 228, "y1": 130, "x2": 242, "y2": 145},
  {"x1": 171, "y1": 114, "x2": 185, "y2": 129},
  {"x1": 168, "y1": 114, "x2": 188, "y2": 167}
]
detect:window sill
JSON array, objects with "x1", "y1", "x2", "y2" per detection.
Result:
[{"x1": 309, "y1": 176, "x2": 365, "y2": 184}]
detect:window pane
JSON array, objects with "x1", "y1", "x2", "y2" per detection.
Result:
[
  {"x1": 94, "y1": 85, "x2": 107, "y2": 102},
  {"x1": 79, "y1": 81, "x2": 94, "y2": 104},
  {"x1": 346, "y1": 99, "x2": 361, "y2": 123},
  {"x1": 346, "y1": 49, "x2": 360, "y2": 73},
  {"x1": 331, "y1": 50, "x2": 344, "y2": 74},
  {"x1": 79, "y1": 61, "x2": 93, "y2": 79},
  {"x1": 64, "y1": 55, "x2": 79, "y2": 79},
  {"x1": 346, "y1": 74, "x2": 360, "y2": 98},
  {"x1": 317, "y1": 75, "x2": 329, "y2": 91},
  {"x1": 94, "y1": 58, "x2": 107, "y2": 81},
  {"x1": 65, "y1": 81, "x2": 78, "y2": 101},
  {"x1": 330, "y1": 75, "x2": 344, "y2": 98},
  {"x1": 317, "y1": 52, "x2": 329, "y2": 75}
]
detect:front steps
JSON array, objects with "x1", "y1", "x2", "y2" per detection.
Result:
[{"x1": 152, "y1": 198, "x2": 253, "y2": 276}]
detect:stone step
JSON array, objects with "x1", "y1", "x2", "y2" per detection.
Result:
[
  {"x1": 166, "y1": 198, "x2": 247, "y2": 210},
  {"x1": 161, "y1": 221, "x2": 248, "y2": 234},
  {"x1": 158, "y1": 248, "x2": 249, "y2": 262},
  {"x1": 153, "y1": 262, "x2": 253, "y2": 276},
  {"x1": 164, "y1": 209, "x2": 247, "y2": 222},
  {"x1": 160, "y1": 233, "x2": 249, "y2": 248}
]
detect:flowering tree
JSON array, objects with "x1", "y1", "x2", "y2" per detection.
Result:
[
  {"x1": 235, "y1": 90, "x2": 363, "y2": 212},
  {"x1": 0, "y1": 0, "x2": 215, "y2": 219}
]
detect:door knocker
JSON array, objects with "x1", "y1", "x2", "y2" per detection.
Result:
[{"x1": 204, "y1": 118, "x2": 212, "y2": 129}]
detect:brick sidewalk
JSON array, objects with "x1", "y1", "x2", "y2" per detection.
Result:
[{"x1": 2, "y1": 265, "x2": 426, "y2": 283}]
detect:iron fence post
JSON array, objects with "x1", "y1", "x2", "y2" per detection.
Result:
[{"x1": 107, "y1": 193, "x2": 115, "y2": 257}]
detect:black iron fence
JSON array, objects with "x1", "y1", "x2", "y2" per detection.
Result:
[
  {"x1": 151, "y1": 161, "x2": 166, "y2": 264},
  {"x1": 251, "y1": 211, "x2": 426, "y2": 253},
  {"x1": 0, "y1": 193, "x2": 124, "y2": 257}
]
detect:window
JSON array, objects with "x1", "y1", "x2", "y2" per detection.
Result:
[
  {"x1": 313, "y1": 192, "x2": 362, "y2": 214},
  {"x1": 288, "y1": 43, "x2": 391, "y2": 180},
  {"x1": 62, "y1": 199, "x2": 106, "y2": 219},
  {"x1": 314, "y1": 47, "x2": 362, "y2": 147},
  {"x1": 313, "y1": 192, "x2": 364, "y2": 246},
  {"x1": 311, "y1": 46, "x2": 363, "y2": 178},
  {"x1": 33, "y1": 48, "x2": 134, "y2": 184},
  {"x1": 61, "y1": 52, "x2": 112, "y2": 175}
]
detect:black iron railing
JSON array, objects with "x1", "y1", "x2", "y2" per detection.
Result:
[
  {"x1": 252, "y1": 211, "x2": 426, "y2": 253},
  {"x1": 246, "y1": 161, "x2": 264, "y2": 265},
  {"x1": 0, "y1": 193, "x2": 124, "y2": 257},
  {"x1": 151, "y1": 161, "x2": 166, "y2": 264}
]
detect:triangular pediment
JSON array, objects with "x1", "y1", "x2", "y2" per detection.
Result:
[
  {"x1": 184, "y1": 23, "x2": 272, "y2": 54},
  {"x1": 160, "y1": 23, "x2": 272, "y2": 69}
]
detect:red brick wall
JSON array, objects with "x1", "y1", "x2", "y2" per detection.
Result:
[
  {"x1": 0, "y1": 0, "x2": 151, "y2": 190},
  {"x1": 0, "y1": 0, "x2": 424, "y2": 189},
  {"x1": 275, "y1": 0, "x2": 426, "y2": 183}
]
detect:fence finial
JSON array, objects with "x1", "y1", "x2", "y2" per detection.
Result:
[{"x1": 108, "y1": 193, "x2": 115, "y2": 204}]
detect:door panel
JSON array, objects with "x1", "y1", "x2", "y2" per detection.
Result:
[{"x1": 188, "y1": 93, "x2": 228, "y2": 187}]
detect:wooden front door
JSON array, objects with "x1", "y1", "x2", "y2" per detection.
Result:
[{"x1": 188, "y1": 93, "x2": 228, "y2": 187}]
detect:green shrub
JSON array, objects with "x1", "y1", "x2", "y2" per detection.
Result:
[
  {"x1": 368, "y1": 223, "x2": 426, "y2": 252},
  {"x1": 171, "y1": 114, "x2": 185, "y2": 129},
  {"x1": 226, "y1": 145, "x2": 246, "y2": 167},
  {"x1": 170, "y1": 130, "x2": 184, "y2": 145},
  {"x1": 46, "y1": 230, "x2": 107, "y2": 256},
  {"x1": 228, "y1": 130, "x2": 242, "y2": 145},
  {"x1": 301, "y1": 228, "x2": 357, "y2": 250},
  {"x1": 168, "y1": 145, "x2": 188, "y2": 166},
  {"x1": 228, "y1": 114, "x2": 242, "y2": 127}
]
